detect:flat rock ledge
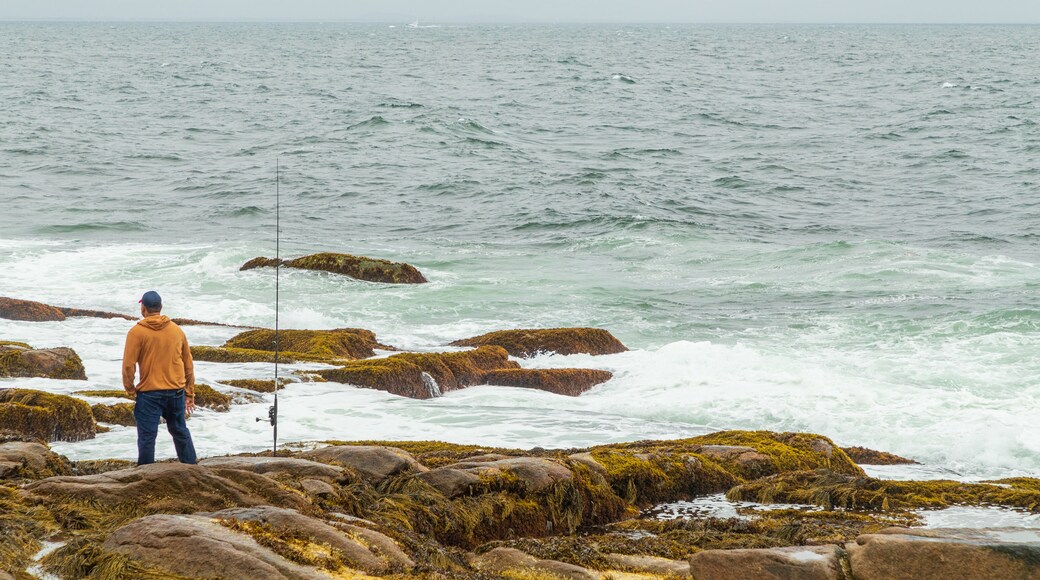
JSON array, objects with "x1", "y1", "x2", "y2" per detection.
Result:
[{"x1": 241, "y1": 252, "x2": 428, "y2": 284}]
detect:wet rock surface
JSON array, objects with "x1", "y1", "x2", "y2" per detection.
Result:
[
  {"x1": 451, "y1": 327, "x2": 629, "y2": 357},
  {"x1": 0, "y1": 344, "x2": 87, "y2": 380},
  {"x1": 242, "y1": 252, "x2": 428, "y2": 284}
]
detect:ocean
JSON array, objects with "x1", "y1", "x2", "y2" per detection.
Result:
[{"x1": 0, "y1": 22, "x2": 1037, "y2": 479}]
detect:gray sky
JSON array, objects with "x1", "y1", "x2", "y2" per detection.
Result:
[{"x1": 2, "y1": 0, "x2": 1038, "y2": 23}]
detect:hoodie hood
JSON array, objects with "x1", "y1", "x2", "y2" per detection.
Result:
[{"x1": 137, "y1": 315, "x2": 172, "y2": 331}]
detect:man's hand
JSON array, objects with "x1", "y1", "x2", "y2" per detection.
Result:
[
  {"x1": 124, "y1": 388, "x2": 137, "y2": 399},
  {"x1": 185, "y1": 397, "x2": 196, "y2": 417}
]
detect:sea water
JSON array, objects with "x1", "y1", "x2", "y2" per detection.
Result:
[{"x1": 0, "y1": 23, "x2": 1038, "y2": 479}]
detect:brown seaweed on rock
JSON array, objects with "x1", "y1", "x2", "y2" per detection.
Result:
[
  {"x1": 0, "y1": 343, "x2": 87, "y2": 380},
  {"x1": 450, "y1": 328, "x2": 628, "y2": 357},
  {"x1": 241, "y1": 252, "x2": 428, "y2": 284},
  {"x1": 0, "y1": 389, "x2": 96, "y2": 442}
]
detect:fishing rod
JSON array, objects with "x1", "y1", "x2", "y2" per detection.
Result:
[{"x1": 257, "y1": 159, "x2": 281, "y2": 456}]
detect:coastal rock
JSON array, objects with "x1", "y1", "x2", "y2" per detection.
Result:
[
  {"x1": 448, "y1": 457, "x2": 573, "y2": 493},
  {"x1": 726, "y1": 469, "x2": 1040, "y2": 512},
  {"x1": 682, "y1": 431, "x2": 864, "y2": 478},
  {"x1": 689, "y1": 544, "x2": 843, "y2": 580},
  {"x1": 91, "y1": 402, "x2": 136, "y2": 426},
  {"x1": 483, "y1": 368, "x2": 613, "y2": 396},
  {"x1": 0, "y1": 344, "x2": 87, "y2": 380},
  {"x1": 223, "y1": 328, "x2": 389, "y2": 360},
  {"x1": 213, "y1": 506, "x2": 414, "y2": 574},
  {"x1": 241, "y1": 252, "x2": 428, "y2": 284},
  {"x1": 0, "y1": 389, "x2": 96, "y2": 442},
  {"x1": 842, "y1": 446, "x2": 919, "y2": 465},
  {"x1": 0, "y1": 441, "x2": 72, "y2": 480},
  {"x1": 846, "y1": 527, "x2": 1040, "y2": 580},
  {"x1": 318, "y1": 345, "x2": 519, "y2": 398},
  {"x1": 223, "y1": 378, "x2": 285, "y2": 393},
  {"x1": 26, "y1": 462, "x2": 310, "y2": 512},
  {"x1": 190, "y1": 345, "x2": 294, "y2": 363},
  {"x1": 603, "y1": 553, "x2": 691, "y2": 576},
  {"x1": 103, "y1": 514, "x2": 326, "y2": 580},
  {"x1": 299, "y1": 445, "x2": 427, "y2": 483},
  {"x1": 416, "y1": 468, "x2": 482, "y2": 497},
  {"x1": 57, "y1": 307, "x2": 134, "y2": 321},
  {"x1": 198, "y1": 455, "x2": 348, "y2": 480},
  {"x1": 450, "y1": 327, "x2": 628, "y2": 357},
  {"x1": 193, "y1": 384, "x2": 232, "y2": 411},
  {"x1": 0, "y1": 297, "x2": 66, "y2": 321},
  {"x1": 472, "y1": 547, "x2": 598, "y2": 580},
  {"x1": 300, "y1": 478, "x2": 337, "y2": 497}
]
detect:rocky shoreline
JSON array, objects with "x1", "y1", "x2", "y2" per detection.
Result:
[
  {"x1": 0, "y1": 433, "x2": 1037, "y2": 579},
  {"x1": 2, "y1": 275, "x2": 1039, "y2": 578}
]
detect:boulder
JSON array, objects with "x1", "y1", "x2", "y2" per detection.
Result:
[
  {"x1": 300, "y1": 478, "x2": 337, "y2": 497},
  {"x1": 0, "y1": 344, "x2": 87, "y2": 380},
  {"x1": 450, "y1": 328, "x2": 628, "y2": 357},
  {"x1": 448, "y1": 457, "x2": 573, "y2": 493},
  {"x1": 472, "y1": 547, "x2": 598, "y2": 580},
  {"x1": 26, "y1": 462, "x2": 310, "y2": 512},
  {"x1": 223, "y1": 379, "x2": 285, "y2": 393},
  {"x1": 193, "y1": 384, "x2": 232, "y2": 412},
  {"x1": 91, "y1": 402, "x2": 136, "y2": 426},
  {"x1": 241, "y1": 252, "x2": 428, "y2": 284},
  {"x1": 846, "y1": 527, "x2": 1040, "y2": 580},
  {"x1": 0, "y1": 441, "x2": 72, "y2": 479},
  {"x1": 567, "y1": 452, "x2": 608, "y2": 477},
  {"x1": 682, "y1": 431, "x2": 864, "y2": 478},
  {"x1": 689, "y1": 544, "x2": 844, "y2": 580},
  {"x1": 299, "y1": 445, "x2": 427, "y2": 483},
  {"x1": 0, "y1": 389, "x2": 96, "y2": 442},
  {"x1": 223, "y1": 328, "x2": 389, "y2": 360},
  {"x1": 318, "y1": 346, "x2": 518, "y2": 399},
  {"x1": 198, "y1": 455, "x2": 347, "y2": 480},
  {"x1": 416, "y1": 468, "x2": 482, "y2": 498},
  {"x1": 842, "y1": 446, "x2": 918, "y2": 465},
  {"x1": 0, "y1": 297, "x2": 65, "y2": 321},
  {"x1": 212, "y1": 506, "x2": 413, "y2": 574},
  {"x1": 603, "y1": 553, "x2": 690, "y2": 576},
  {"x1": 483, "y1": 368, "x2": 613, "y2": 396},
  {"x1": 103, "y1": 514, "x2": 326, "y2": 580}
]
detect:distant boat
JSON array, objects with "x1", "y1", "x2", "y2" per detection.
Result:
[{"x1": 407, "y1": 19, "x2": 419, "y2": 28}]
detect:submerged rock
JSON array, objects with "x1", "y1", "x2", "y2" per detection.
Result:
[
  {"x1": 483, "y1": 368, "x2": 613, "y2": 396},
  {"x1": 318, "y1": 345, "x2": 519, "y2": 398},
  {"x1": 689, "y1": 544, "x2": 844, "y2": 580},
  {"x1": 846, "y1": 527, "x2": 1040, "y2": 580},
  {"x1": 842, "y1": 446, "x2": 919, "y2": 465},
  {"x1": 450, "y1": 327, "x2": 628, "y2": 357},
  {"x1": 0, "y1": 389, "x2": 96, "y2": 442},
  {"x1": 0, "y1": 343, "x2": 87, "y2": 380},
  {"x1": 241, "y1": 252, "x2": 428, "y2": 284}
]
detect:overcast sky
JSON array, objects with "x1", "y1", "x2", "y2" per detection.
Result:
[{"x1": 2, "y1": 0, "x2": 1038, "y2": 23}]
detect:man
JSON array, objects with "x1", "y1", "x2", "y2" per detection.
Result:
[{"x1": 122, "y1": 290, "x2": 197, "y2": 465}]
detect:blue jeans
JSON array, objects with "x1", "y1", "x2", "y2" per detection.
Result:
[{"x1": 133, "y1": 389, "x2": 197, "y2": 465}]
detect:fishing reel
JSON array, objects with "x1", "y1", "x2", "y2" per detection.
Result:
[{"x1": 256, "y1": 404, "x2": 277, "y2": 426}]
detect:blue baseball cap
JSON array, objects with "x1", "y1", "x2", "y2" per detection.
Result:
[{"x1": 139, "y1": 291, "x2": 162, "y2": 309}]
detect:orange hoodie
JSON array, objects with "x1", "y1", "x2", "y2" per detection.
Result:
[{"x1": 122, "y1": 315, "x2": 195, "y2": 399}]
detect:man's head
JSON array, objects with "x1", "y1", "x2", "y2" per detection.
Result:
[{"x1": 139, "y1": 290, "x2": 162, "y2": 316}]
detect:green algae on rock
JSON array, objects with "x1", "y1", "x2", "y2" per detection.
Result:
[
  {"x1": 318, "y1": 346, "x2": 519, "y2": 398},
  {"x1": 450, "y1": 328, "x2": 628, "y2": 357},
  {"x1": 0, "y1": 343, "x2": 87, "y2": 380},
  {"x1": 842, "y1": 446, "x2": 919, "y2": 466},
  {"x1": 0, "y1": 389, "x2": 96, "y2": 442},
  {"x1": 727, "y1": 469, "x2": 1040, "y2": 512},
  {"x1": 224, "y1": 328, "x2": 389, "y2": 360},
  {"x1": 241, "y1": 252, "x2": 428, "y2": 284},
  {"x1": 91, "y1": 402, "x2": 136, "y2": 427},
  {"x1": 483, "y1": 368, "x2": 613, "y2": 396}
]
